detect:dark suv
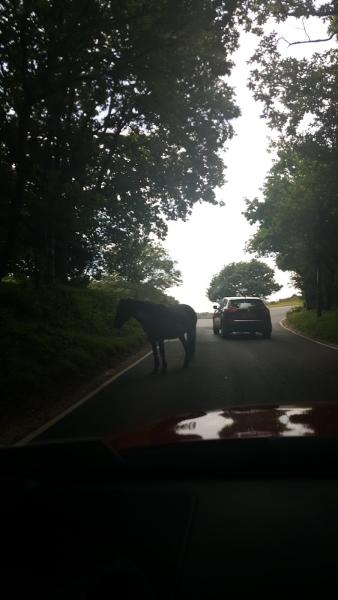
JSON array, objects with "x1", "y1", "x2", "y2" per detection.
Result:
[{"x1": 213, "y1": 297, "x2": 272, "y2": 339}]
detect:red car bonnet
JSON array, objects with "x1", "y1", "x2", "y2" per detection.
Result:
[{"x1": 108, "y1": 404, "x2": 338, "y2": 450}]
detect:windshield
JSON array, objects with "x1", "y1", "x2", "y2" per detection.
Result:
[
  {"x1": 0, "y1": 1, "x2": 337, "y2": 447},
  {"x1": 229, "y1": 299, "x2": 264, "y2": 309}
]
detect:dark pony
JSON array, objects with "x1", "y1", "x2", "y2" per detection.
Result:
[{"x1": 114, "y1": 298, "x2": 197, "y2": 373}]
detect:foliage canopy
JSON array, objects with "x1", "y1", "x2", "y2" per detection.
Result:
[{"x1": 207, "y1": 259, "x2": 281, "y2": 301}]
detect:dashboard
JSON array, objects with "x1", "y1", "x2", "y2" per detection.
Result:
[{"x1": 2, "y1": 438, "x2": 338, "y2": 598}]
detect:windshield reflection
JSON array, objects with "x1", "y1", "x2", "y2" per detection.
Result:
[
  {"x1": 175, "y1": 411, "x2": 234, "y2": 440},
  {"x1": 174, "y1": 406, "x2": 318, "y2": 441},
  {"x1": 277, "y1": 408, "x2": 315, "y2": 437},
  {"x1": 111, "y1": 404, "x2": 338, "y2": 451}
]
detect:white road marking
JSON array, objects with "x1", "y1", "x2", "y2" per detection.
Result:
[
  {"x1": 279, "y1": 319, "x2": 338, "y2": 352},
  {"x1": 15, "y1": 349, "x2": 153, "y2": 446}
]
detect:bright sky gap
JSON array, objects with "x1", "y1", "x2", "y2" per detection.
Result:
[{"x1": 164, "y1": 17, "x2": 334, "y2": 312}]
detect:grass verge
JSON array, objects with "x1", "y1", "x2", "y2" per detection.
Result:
[
  {"x1": 268, "y1": 295, "x2": 303, "y2": 308},
  {"x1": 286, "y1": 308, "x2": 338, "y2": 345},
  {"x1": 0, "y1": 282, "x2": 148, "y2": 444}
]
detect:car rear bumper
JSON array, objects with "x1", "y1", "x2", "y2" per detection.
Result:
[{"x1": 224, "y1": 320, "x2": 271, "y2": 332}]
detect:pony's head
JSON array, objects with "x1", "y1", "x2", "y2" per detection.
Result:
[{"x1": 114, "y1": 298, "x2": 133, "y2": 329}]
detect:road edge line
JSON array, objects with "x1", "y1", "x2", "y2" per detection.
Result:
[
  {"x1": 14, "y1": 349, "x2": 153, "y2": 446},
  {"x1": 279, "y1": 319, "x2": 338, "y2": 352}
]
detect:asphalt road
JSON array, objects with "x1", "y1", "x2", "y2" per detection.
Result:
[{"x1": 33, "y1": 307, "x2": 338, "y2": 443}]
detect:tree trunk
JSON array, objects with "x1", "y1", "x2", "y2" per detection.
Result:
[
  {"x1": 324, "y1": 267, "x2": 334, "y2": 310},
  {"x1": 0, "y1": 10, "x2": 31, "y2": 280},
  {"x1": 316, "y1": 264, "x2": 322, "y2": 317},
  {"x1": 0, "y1": 104, "x2": 30, "y2": 280}
]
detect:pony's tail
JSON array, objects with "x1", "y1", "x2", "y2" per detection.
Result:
[{"x1": 187, "y1": 325, "x2": 196, "y2": 359}]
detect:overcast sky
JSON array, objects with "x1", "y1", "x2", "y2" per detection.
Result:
[{"x1": 163, "y1": 16, "x2": 334, "y2": 312}]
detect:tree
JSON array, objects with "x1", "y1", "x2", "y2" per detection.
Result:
[
  {"x1": 249, "y1": 45, "x2": 338, "y2": 149},
  {"x1": 244, "y1": 145, "x2": 338, "y2": 313},
  {"x1": 2, "y1": 1, "x2": 335, "y2": 285},
  {"x1": 207, "y1": 260, "x2": 281, "y2": 301},
  {"x1": 244, "y1": 3, "x2": 338, "y2": 314},
  {"x1": 243, "y1": 1, "x2": 336, "y2": 25},
  {"x1": 103, "y1": 240, "x2": 182, "y2": 291},
  {"x1": 0, "y1": 0, "x2": 241, "y2": 283}
]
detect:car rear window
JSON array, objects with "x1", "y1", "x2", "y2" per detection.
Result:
[{"x1": 230, "y1": 299, "x2": 265, "y2": 309}]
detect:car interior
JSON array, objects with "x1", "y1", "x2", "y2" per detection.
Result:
[{"x1": 2, "y1": 436, "x2": 338, "y2": 598}]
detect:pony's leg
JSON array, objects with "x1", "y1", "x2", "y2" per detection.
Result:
[
  {"x1": 179, "y1": 334, "x2": 189, "y2": 367},
  {"x1": 159, "y1": 339, "x2": 167, "y2": 373},
  {"x1": 152, "y1": 341, "x2": 160, "y2": 373}
]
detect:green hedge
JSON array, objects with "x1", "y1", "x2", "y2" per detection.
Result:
[
  {"x1": 0, "y1": 281, "x2": 149, "y2": 413},
  {"x1": 287, "y1": 308, "x2": 338, "y2": 344}
]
